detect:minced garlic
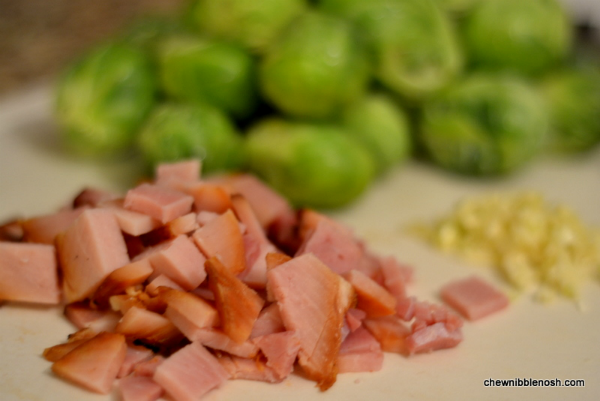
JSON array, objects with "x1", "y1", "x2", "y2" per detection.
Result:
[{"x1": 410, "y1": 191, "x2": 600, "y2": 302}]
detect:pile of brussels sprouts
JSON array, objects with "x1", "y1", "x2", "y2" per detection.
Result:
[{"x1": 55, "y1": 0, "x2": 600, "y2": 209}]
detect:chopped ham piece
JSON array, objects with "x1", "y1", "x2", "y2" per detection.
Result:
[
  {"x1": 118, "y1": 344, "x2": 155, "y2": 378},
  {"x1": 295, "y1": 217, "x2": 363, "y2": 275},
  {"x1": 253, "y1": 330, "x2": 301, "y2": 380},
  {"x1": 0, "y1": 242, "x2": 60, "y2": 304},
  {"x1": 144, "y1": 235, "x2": 207, "y2": 291},
  {"x1": 166, "y1": 213, "x2": 199, "y2": 236},
  {"x1": 337, "y1": 327, "x2": 384, "y2": 374},
  {"x1": 343, "y1": 270, "x2": 396, "y2": 318},
  {"x1": 215, "y1": 173, "x2": 294, "y2": 229},
  {"x1": 118, "y1": 375, "x2": 163, "y2": 401},
  {"x1": 192, "y1": 210, "x2": 246, "y2": 275},
  {"x1": 146, "y1": 275, "x2": 184, "y2": 296},
  {"x1": 51, "y1": 332, "x2": 127, "y2": 394},
  {"x1": 191, "y1": 327, "x2": 259, "y2": 358},
  {"x1": 57, "y1": 209, "x2": 130, "y2": 303},
  {"x1": 0, "y1": 217, "x2": 23, "y2": 242},
  {"x1": 93, "y1": 259, "x2": 154, "y2": 307},
  {"x1": 115, "y1": 306, "x2": 183, "y2": 348},
  {"x1": 267, "y1": 253, "x2": 354, "y2": 390},
  {"x1": 124, "y1": 183, "x2": 194, "y2": 224},
  {"x1": 379, "y1": 256, "x2": 411, "y2": 303},
  {"x1": 440, "y1": 276, "x2": 510, "y2": 321},
  {"x1": 250, "y1": 302, "x2": 285, "y2": 339},
  {"x1": 72, "y1": 187, "x2": 119, "y2": 208},
  {"x1": 133, "y1": 356, "x2": 165, "y2": 377},
  {"x1": 153, "y1": 342, "x2": 230, "y2": 401},
  {"x1": 64, "y1": 302, "x2": 120, "y2": 333},
  {"x1": 345, "y1": 308, "x2": 367, "y2": 333},
  {"x1": 44, "y1": 338, "x2": 90, "y2": 362},
  {"x1": 99, "y1": 199, "x2": 161, "y2": 236},
  {"x1": 155, "y1": 159, "x2": 201, "y2": 184},
  {"x1": 185, "y1": 182, "x2": 232, "y2": 214},
  {"x1": 405, "y1": 322, "x2": 463, "y2": 355},
  {"x1": 218, "y1": 355, "x2": 280, "y2": 383},
  {"x1": 205, "y1": 256, "x2": 264, "y2": 344},
  {"x1": 362, "y1": 316, "x2": 411, "y2": 354},
  {"x1": 162, "y1": 289, "x2": 220, "y2": 339},
  {"x1": 21, "y1": 207, "x2": 86, "y2": 244}
]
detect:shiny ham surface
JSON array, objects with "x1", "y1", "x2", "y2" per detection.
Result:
[
  {"x1": 440, "y1": 275, "x2": 510, "y2": 321},
  {"x1": 0, "y1": 159, "x2": 479, "y2": 401}
]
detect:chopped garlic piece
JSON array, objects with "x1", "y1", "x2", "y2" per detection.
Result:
[{"x1": 411, "y1": 191, "x2": 600, "y2": 302}]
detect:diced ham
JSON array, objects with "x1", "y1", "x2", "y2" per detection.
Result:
[
  {"x1": 133, "y1": 356, "x2": 165, "y2": 377},
  {"x1": 118, "y1": 375, "x2": 164, "y2": 401},
  {"x1": 109, "y1": 294, "x2": 146, "y2": 315},
  {"x1": 153, "y1": 342, "x2": 230, "y2": 401},
  {"x1": 145, "y1": 274, "x2": 184, "y2": 296},
  {"x1": 93, "y1": 259, "x2": 154, "y2": 307},
  {"x1": 192, "y1": 210, "x2": 246, "y2": 275},
  {"x1": 205, "y1": 256, "x2": 264, "y2": 344},
  {"x1": 250, "y1": 302, "x2": 285, "y2": 339},
  {"x1": 155, "y1": 160, "x2": 201, "y2": 184},
  {"x1": 343, "y1": 270, "x2": 396, "y2": 318},
  {"x1": 267, "y1": 253, "x2": 355, "y2": 390},
  {"x1": 44, "y1": 338, "x2": 90, "y2": 362},
  {"x1": 162, "y1": 289, "x2": 220, "y2": 339},
  {"x1": 21, "y1": 207, "x2": 86, "y2": 244},
  {"x1": 144, "y1": 235, "x2": 207, "y2": 291},
  {"x1": 254, "y1": 331, "x2": 301, "y2": 381},
  {"x1": 231, "y1": 194, "x2": 279, "y2": 288},
  {"x1": 115, "y1": 306, "x2": 183, "y2": 348},
  {"x1": 191, "y1": 327, "x2": 259, "y2": 358},
  {"x1": 218, "y1": 355, "x2": 279, "y2": 383},
  {"x1": 345, "y1": 308, "x2": 367, "y2": 333},
  {"x1": 64, "y1": 302, "x2": 120, "y2": 333},
  {"x1": 51, "y1": 332, "x2": 127, "y2": 394},
  {"x1": 185, "y1": 182, "x2": 232, "y2": 214},
  {"x1": 362, "y1": 316, "x2": 411, "y2": 354},
  {"x1": 0, "y1": 242, "x2": 60, "y2": 304},
  {"x1": 379, "y1": 256, "x2": 411, "y2": 303},
  {"x1": 0, "y1": 217, "x2": 23, "y2": 242},
  {"x1": 72, "y1": 187, "x2": 119, "y2": 208},
  {"x1": 57, "y1": 209, "x2": 130, "y2": 303},
  {"x1": 295, "y1": 217, "x2": 363, "y2": 275},
  {"x1": 124, "y1": 183, "x2": 194, "y2": 224},
  {"x1": 118, "y1": 344, "x2": 155, "y2": 378},
  {"x1": 215, "y1": 173, "x2": 294, "y2": 229},
  {"x1": 165, "y1": 213, "x2": 198, "y2": 236},
  {"x1": 337, "y1": 327, "x2": 384, "y2": 374},
  {"x1": 99, "y1": 199, "x2": 161, "y2": 236},
  {"x1": 405, "y1": 322, "x2": 463, "y2": 355},
  {"x1": 440, "y1": 276, "x2": 510, "y2": 321}
]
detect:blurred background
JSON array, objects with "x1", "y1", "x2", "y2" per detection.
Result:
[{"x1": 0, "y1": 0, "x2": 597, "y2": 98}]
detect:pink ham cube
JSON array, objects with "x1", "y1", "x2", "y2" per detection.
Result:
[
  {"x1": 124, "y1": 183, "x2": 194, "y2": 224},
  {"x1": 440, "y1": 276, "x2": 510, "y2": 321}
]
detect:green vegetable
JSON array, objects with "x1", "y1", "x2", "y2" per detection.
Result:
[
  {"x1": 542, "y1": 67, "x2": 600, "y2": 153},
  {"x1": 137, "y1": 102, "x2": 245, "y2": 174},
  {"x1": 120, "y1": 17, "x2": 189, "y2": 54},
  {"x1": 419, "y1": 74, "x2": 548, "y2": 175},
  {"x1": 55, "y1": 42, "x2": 156, "y2": 156},
  {"x1": 341, "y1": 94, "x2": 412, "y2": 174},
  {"x1": 463, "y1": 0, "x2": 573, "y2": 76},
  {"x1": 432, "y1": 0, "x2": 481, "y2": 14},
  {"x1": 320, "y1": 0, "x2": 462, "y2": 101},
  {"x1": 187, "y1": 0, "x2": 307, "y2": 54},
  {"x1": 156, "y1": 34, "x2": 257, "y2": 119},
  {"x1": 245, "y1": 119, "x2": 376, "y2": 208},
  {"x1": 259, "y1": 11, "x2": 370, "y2": 120}
]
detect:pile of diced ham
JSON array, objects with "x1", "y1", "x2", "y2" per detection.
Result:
[{"x1": 0, "y1": 159, "x2": 509, "y2": 401}]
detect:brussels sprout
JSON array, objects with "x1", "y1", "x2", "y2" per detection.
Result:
[
  {"x1": 55, "y1": 42, "x2": 156, "y2": 157},
  {"x1": 541, "y1": 67, "x2": 600, "y2": 153},
  {"x1": 156, "y1": 34, "x2": 257, "y2": 119},
  {"x1": 463, "y1": 0, "x2": 573, "y2": 76},
  {"x1": 259, "y1": 11, "x2": 370, "y2": 120},
  {"x1": 320, "y1": 0, "x2": 462, "y2": 101},
  {"x1": 341, "y1": 94, "x2": 412, "y2": 174},
  {"x1": 137, "y1": 102, "x2": 245, "y2": 174},
  {"x1": 419, "y1": 74, "x2": 548, "y2": 175},
  {"x1": 187, "y1": 0, "x2": 307, "y2": 54},
  {"x1": 245, "y1": 119, "x2": 376, "y2": 208}
]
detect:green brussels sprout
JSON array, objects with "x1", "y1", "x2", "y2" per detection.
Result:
[
  {"x1": 55, "y1": 42, "x2": 156, "y2": 157},
  {"x1": 341, "y1": 93, "x2": 412, "y2": 174},
  {"x1": 419, "y1": 74, "x2": 548, "y2": 175},
  {"x1": 156, "y1": 34, "x2": 257, "y2": 119},
  {"x1": 187, "y1": 0, "x2": 307, "y2": 54},
  {"x1": 245, "y1": 119, "x2": 376, "y2": 209},
  {"x1": 137, "y1": 102, "x2": 245, "y2": 174},
  {"x1": 432, "y1": 0, "x2": 481, "y2": 14},
  {"x1": 320, "y1": 0, "x2": 462, "y2": 101},
  {"x1": 259, "y1": 11, "x2": 370, "y2": 120},
  {"x1": 463, "y1": 0, "x2": 573, "y2": 76},
  {"x1": 541, "y1": 67, "x2": 600, "y2": 153}
]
